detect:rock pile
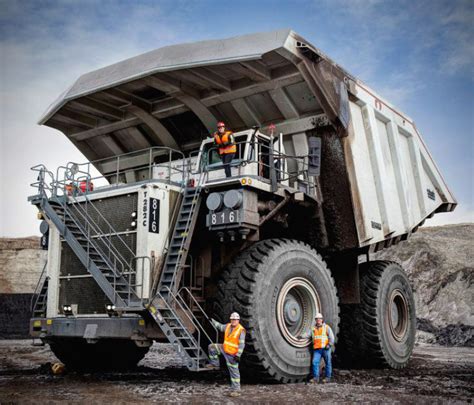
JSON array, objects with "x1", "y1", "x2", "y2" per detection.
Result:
[{"x1": 375, "y1": 223, "x2": 473, "y2": 346}]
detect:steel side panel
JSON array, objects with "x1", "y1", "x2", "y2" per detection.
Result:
[
  {"x1": 46, "y1": 226, "x2": 61, "y2": 318},
  {"x1": 347, "y1": 85, "x2": 456, "y2": 247}
]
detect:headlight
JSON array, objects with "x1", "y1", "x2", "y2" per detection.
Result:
[
  {"x1": 223, "y1": 190, "x2": 243, "y2": 209},
  {"x1": 206, "y1": 192, "x2": 223, "y2": 211},
  {"x1": 63, "y1": 305, "x2": 73, "y2": 315}
]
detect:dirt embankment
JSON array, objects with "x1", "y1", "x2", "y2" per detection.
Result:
[
  {"x1": 374, "y1": 223, "x2": 473, "y2": 347},
  {"x1": 0, "y1": 237, "x2": 46, "y2": 294}
]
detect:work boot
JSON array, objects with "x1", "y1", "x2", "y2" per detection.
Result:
[
  {"x1": 309, "y1": 377, "x2": 319, "y2": 384},
  {"x1": 322, "y1": 377, "x2": 331, "y2": 384},
  {"x1": 229, "y1": 391, "x2": 241, "y2": 397}
]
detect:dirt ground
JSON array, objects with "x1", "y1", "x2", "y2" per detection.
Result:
[{"x1": 0, "y1": 340, "x2": 472, "y2": 404}]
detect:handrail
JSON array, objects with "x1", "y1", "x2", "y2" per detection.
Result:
[
  {"x1": 174, "y1": 288, "x2": 216, "y2": 347},
  {"x1": 61, "y1": 146, "x2": 187, "y2": 191},
  {"x1": 201, "y1": 140, "x2": 316, "y2": 189},
  {"x1": 31, "y1": 164, "x2": 144, "y2": 305},
  {"x1": 150, "y1": 185, "x2": 185, "y2": 298},
  {"x1": 31, "y1": 165, "x2": 55, "y2": 198},
  {"x1": 53, "y1": 164, "x2": 138, "y2": 265},
  {"x1": 159, "y1": 287, "x2": 204, "y2": 357},
  {"x1": 167, "y1": 169, "x2": 208, "y2": 295},
  {"x1": 53, "y1": 196, "x2": 126, "y2": 288},
  {"x1": 59, "y1": 187, "x2": 132, "y2": 270},
  {"x1": 179, "y1": 286, "x2": 219, "y2": 344},
  {"x1": 30, "y1": 260, "x2": 48, "y2": 313}
]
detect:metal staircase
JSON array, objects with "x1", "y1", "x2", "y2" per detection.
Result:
[
  {"x1": 31, "y1": 165, "x2": 216, "y2": 371},
  {"x1": 31, "y1": 261, "x2": 49, "y2": 318},
  {"x1": 146, "y1": 173, "x2": 216, "y2": 370},
  {"x1": 158, "y1": 182, "x2": 203, "y2": 297},
  {"x1": 30, "y1": 166, "x2": 143, "y2": 309}
]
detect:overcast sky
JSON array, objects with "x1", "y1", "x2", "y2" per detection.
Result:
[{"x1": 1, "y1": 0, "x2": 473, "y2": 237}]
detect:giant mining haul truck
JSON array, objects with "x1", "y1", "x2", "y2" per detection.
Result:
[{"x1": 29, "y1": 30, "x2": 456, "y2": 382}]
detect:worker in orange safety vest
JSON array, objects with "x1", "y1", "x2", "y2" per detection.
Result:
[
  {"x1": 309, "y1": 312, "x2": 335, "y2": 383},
  {"x1": 207, "y1": 312, "x2": 246, "y2": 397},
  {"x1": 212, "y1": 121, "x2": 236, "y2": 178}
]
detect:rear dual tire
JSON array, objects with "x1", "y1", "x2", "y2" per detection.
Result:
[{"x1": 338, "y1": 261, "x2": 416, "y2": 369}]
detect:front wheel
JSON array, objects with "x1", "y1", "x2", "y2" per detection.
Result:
[{"x1": 213, "y1": 239, "x2": 339, "y2": 383}]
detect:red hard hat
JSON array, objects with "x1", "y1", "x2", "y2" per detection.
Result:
[{"x1": 217, "y1": 121, "x2": 225, "y2": 128}]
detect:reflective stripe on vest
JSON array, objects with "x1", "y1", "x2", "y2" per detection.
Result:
[
  {"x1": 313, "y1": 324, "x2": 329, "y2": 349},
  {"x1": 214, "y1": 131, "x2": 236, "y2": 155},
  {"x1": 223, "y1": 323, "x2": 245, "y2": 355}
]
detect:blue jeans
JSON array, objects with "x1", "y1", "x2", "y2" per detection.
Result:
[{"x1": 312, "y1": 348, "x2": 332, "y2": 379}]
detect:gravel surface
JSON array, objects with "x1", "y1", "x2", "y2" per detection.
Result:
[{"x1": 1, "y1": 340, "x2": 473, "y2": 403}]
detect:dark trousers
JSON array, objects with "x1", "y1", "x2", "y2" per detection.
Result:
[{"x1": 220, "y1": 153, "x2": 235, "y2": 178}]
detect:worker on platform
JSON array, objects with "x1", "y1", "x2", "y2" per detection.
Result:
[
  {"x1": 207, "y1": 312, "x2": 246, "y2": 397},
  {"x1": 212, "y1": 121, "x2": 236, "y2": 178},
  {"x1": 308, "y1": 312, "x2": 335, "y2": 383}
]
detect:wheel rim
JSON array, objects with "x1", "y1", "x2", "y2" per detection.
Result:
[
  {"x1": 276, "y1": 277, "x2": 321, "y2": 348},
  {"x1": 388, "y1": 289, "x2": 409, "y2": 342}
]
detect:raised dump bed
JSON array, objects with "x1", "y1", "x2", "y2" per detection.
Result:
[{"x1": 39, "y1": 29, "x2": 455, "y2": 253}]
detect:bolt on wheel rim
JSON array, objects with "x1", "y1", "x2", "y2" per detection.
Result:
[
  {"x1": 389, "y1": 289, "x2": 409, "y2": 341},
  {"x1": 276, "y1": 277, "x2": 321, "y2": 348}
]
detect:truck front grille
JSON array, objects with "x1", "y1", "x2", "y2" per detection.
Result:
[{"x1": 58, "y1": 192, "x2": 138, "y2": 314}]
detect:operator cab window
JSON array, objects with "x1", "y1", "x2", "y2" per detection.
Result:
[{"x1": 201, "y1": 134, "x2": 247, "y2": 171}]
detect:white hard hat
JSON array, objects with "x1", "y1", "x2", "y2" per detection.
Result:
[
  {"x1": 315, "y1": 312, "x2": 323, "y2": 319},
  {"x1": 230, "y1": 312, "x2": 240, "y2": 320}
]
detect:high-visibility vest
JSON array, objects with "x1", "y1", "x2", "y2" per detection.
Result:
[
  {"x1": 214, "y1": 131, "x2": 236, "y2": 155},
  {"x1": 313, "y1": 324, "x2": 330, "y2": 349},
  {"x1": 223, "y1": 323, "x2": 245, "y2": 355}
]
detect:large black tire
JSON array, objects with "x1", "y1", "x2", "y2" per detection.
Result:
[
  {"x1": 48, "y1": 338, "x2": 149, "y2": 370},
  {"x1": 338, "y1": 261, "x2": 416, "y2": 369},
  {"x1": 214, "y1": 239, "x2": 339, "y2": 383}
]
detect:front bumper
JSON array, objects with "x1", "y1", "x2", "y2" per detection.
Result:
[{"x1": 30, "y1": 316, "x2": 165, "y2": 344}]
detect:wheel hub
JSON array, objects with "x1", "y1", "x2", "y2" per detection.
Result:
[
  {"x1": 277, "y1": 277, "x2": 321, "y2": 348},
  {"x1": 388, "y1": 289, "x2": 409, "y2": 341}
]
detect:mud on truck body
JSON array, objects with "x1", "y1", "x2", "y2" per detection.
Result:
[{"x1": 29, "y1": 30, "x2": 456, "y2": 382}]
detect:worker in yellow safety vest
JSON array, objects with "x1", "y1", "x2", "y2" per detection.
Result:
[
  {"x1": 207, "y1": 312, "x2": 246, "y2": 397},
  {"x1": 212, "y1": 121, "x2": 236, "y2": 178},
  {"x1": 309, "y1": 312, "x2": 335, "y2": 383}
]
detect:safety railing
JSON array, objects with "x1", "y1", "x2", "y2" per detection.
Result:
[
  {"x1": 161, "y1": 286, "x2": 218, "y2": 362},
  {"x1": 55, "y1": 164, "x2": 136, "y2": 261},
  {"x1": 167, "y1": 169, "x2": 208, "y2": 296},
  {"x1": 154, "y1": 288, "x2": 204, "y2": 361},
  {"x1": 59, "y1": 146, "x2": 187, "y2": 194},
  {"x1": 198, "y1": 139, "x2": 317, "y2": 194},
  {"x1": 179, "y1": 286, "x2": 218, "y2": 344},
  {"x1": 31, "y1": 165, "x2": 149, "y2": 306},
  {"x1": 30, "y1": 259, "x2": 48, "y2": 313},
  {"x1": 31, "y1": 165, "x2": 56, "y2": 199}
]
